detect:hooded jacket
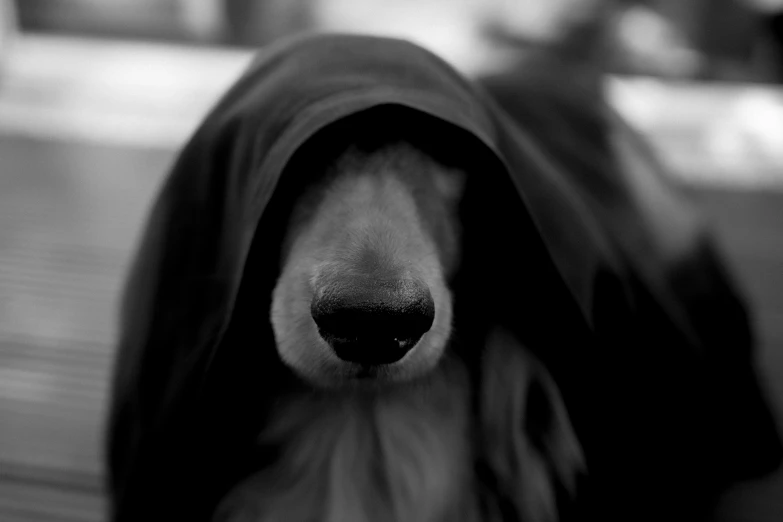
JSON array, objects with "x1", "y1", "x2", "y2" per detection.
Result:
[{"x1": 106, "y1": 33, "x2": 782, "y2": 522}]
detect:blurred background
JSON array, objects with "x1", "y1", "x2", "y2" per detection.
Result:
[{"x1": 0, "y1": 1, "x2": 782, "y2": 521}]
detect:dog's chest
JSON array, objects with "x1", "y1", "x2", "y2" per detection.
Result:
[
  {"x1": 218, "y1": 379, "x2": 477, "y2": 522},
  {"x1": 325, "y1": 397, "x2": 474, "y2": 522}
]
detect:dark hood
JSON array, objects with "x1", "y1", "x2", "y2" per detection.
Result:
[{"x1": 107, "y1": 34, "x2": 781, "y2": 522}]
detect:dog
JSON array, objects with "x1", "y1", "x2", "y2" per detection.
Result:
[
  {"x1": 106, "y1": 33, "x2": 782, "y2": 522},
  {"x1": 105, "y1": 87, "x2": 586, "y2": 520},
  {"x1": 208, "y1": 120, "x2": 585, "y2": 522}
]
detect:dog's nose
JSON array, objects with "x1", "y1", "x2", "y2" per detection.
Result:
[{"x1": 311, "y1": 277, "x2": 435, "y2": 365}]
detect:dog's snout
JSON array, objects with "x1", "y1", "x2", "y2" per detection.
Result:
[{"x1": 311, "y1": 277, "x2": 435, "y2": 365}]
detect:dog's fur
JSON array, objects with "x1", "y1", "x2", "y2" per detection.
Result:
[{"x1": 213, "y1": 122, "x2": 584, "y2": 522}]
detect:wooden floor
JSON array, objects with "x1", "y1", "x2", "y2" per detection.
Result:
[
  {"x1": 0, "y1": 35, "x2": 782, "y2": 522},
  {"x1": 0, "y1": 137, "x2": 168, "y2": 522}
]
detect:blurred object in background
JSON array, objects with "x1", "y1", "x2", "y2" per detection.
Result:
[
  {"x1": 481, "y1": 0, "x2": 603, "y2": 43},
  {"x1": 747, "y1": 0, "x2": 783, "y2": 81},
  {"x1": 179, "y1": 0, "x2": 227, "y2": 42},
  {"x1": 223, "y1": 0, "x2": 312, "y2": 46},
  {"x1": 610, "y1": 2, "x2": 704, "y2": 78},
  {"x1": 609, "y1": 0, "x2": 783, "y2": 82},
  {"x1": 0, "y1": 0, "x2": 18, "y2": 76},
  {"x1": 15, "y1": 0, "x2": 314, "y2": 47},
  {"x1": 17, "y1": 0, "x2": 190, "y2": 42},
  {"x1": 695, "y1": 0, "x2": 783, "y2": 83},
  {"x1": 481, "y1": 0, "x2": 783, "y2": 83}
]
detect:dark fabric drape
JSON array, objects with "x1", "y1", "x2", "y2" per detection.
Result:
[{"x1": 106, "y1": 33, "x2": 782, "y2": 522}]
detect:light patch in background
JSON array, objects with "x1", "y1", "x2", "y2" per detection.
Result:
[
  {"x1": 728, "y1": 92, "x2": 783, "y2": 165},
  {"x1": 310, "y1": 0, "x2": 498, "y2": 76},
  {"x1": 615, "y1": 5, "x2": 701, "y2": 78},
  {"x1": 608, "y1": 78, "x2": 783, "y2": 190},
  {"x1": 0, "y1": 34, "x2": 253, "y2": 149}
]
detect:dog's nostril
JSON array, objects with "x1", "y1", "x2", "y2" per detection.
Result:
[{"x1": 311, "y1": 278, "x2": 435, "y2": 365}]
